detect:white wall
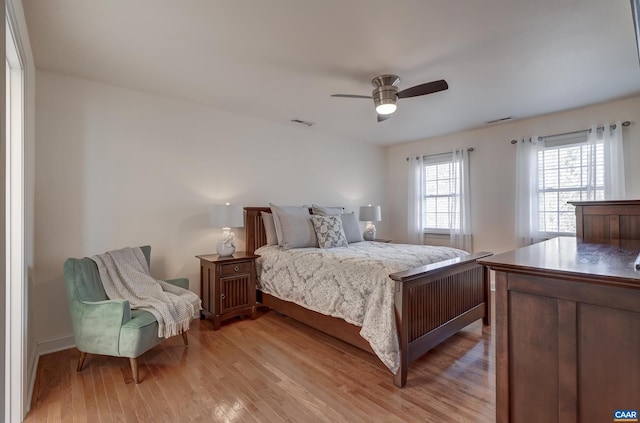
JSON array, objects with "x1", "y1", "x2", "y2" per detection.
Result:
[
  {"x1": 33, "y1": 70, "x2": 387, "y2": 344},
  {"x1": 386, "y1": 95, "x2": 640, "y2": 255}
]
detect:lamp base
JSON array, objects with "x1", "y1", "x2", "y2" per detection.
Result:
[
  {"x1": 363, "y1": 223, "x2": 377, "y2": 241},
  {"x1": 216, "y1": 239, "x2": 236, "y2": 257}
]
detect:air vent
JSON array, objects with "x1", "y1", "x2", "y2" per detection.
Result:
[
  {"x1": 291, "y1": 119, "x2": 314, "y2": 127},
  {"x1": 486, "y1": 116, "x2": 512, "y2": 124}
]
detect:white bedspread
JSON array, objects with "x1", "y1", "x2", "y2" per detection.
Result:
[{"x1": 254, "y1": 241, "x2": 468, "y2": 374}]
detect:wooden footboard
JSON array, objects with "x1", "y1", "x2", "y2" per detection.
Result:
[
  {"x1": 390, "y1": 252, "x2": 492, "y2": 387},
  {"x1": 244, "y1": 207, "x2": 492, "y2": 387}
]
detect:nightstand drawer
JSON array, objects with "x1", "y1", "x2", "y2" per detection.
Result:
[{"x1": 219, "y1": 261, "x2": 252, "y2": 276}]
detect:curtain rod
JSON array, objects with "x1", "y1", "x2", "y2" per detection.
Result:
[
  {"x1": 509, "y1": 121, "x2": 631, "y2": 144},
  {"x1": 406, "y1": 147, "x2": 474, "y2": 161}
]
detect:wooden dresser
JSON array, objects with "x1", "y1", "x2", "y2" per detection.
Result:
[
  {"x1": 479, "y1": 200, "x2": 640, "y2": 423},
  {"x1": 571, "y1": 199, "x2": 640, "y2": 241}
]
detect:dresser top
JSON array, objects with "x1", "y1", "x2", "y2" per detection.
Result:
[
  {"x1": 568, "y1": 199, "x2": 640, "y2": 207},
  {"x1": 478, "y1": 237, "x2": 640, "y2": 288}
]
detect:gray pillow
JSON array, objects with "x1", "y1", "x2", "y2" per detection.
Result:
[
  {"x1": 278, "y1": 214, "x2": 318, "y2": 250},
  {"x1": 261, "y1": 212, "x2": 278, "y2": 246},
  {"x1": 311, "y1": 215, "x2": 348, "y2": 249},
  {"x1": 311, "y1": 204, "x2": 343, "y2": 216},
  {"x1": 340, "y1": 212, "x2": 364, "y2": 243},
  {"x1": 269, "y1": 203, "x2": 310, "y2": 247}
]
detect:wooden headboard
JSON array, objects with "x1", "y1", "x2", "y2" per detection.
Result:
[
  {"x1": 245, "y1": 207, "x2": 271, "y2": 254},
  {"x1": 570, "y1": 200, "x2": 640, "y2": 242}
]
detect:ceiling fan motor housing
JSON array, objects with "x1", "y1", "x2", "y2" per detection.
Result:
[
  {"x1": 371, "y1": 74, "x2": 401, "y2": 88},
  {"x1": 372, "y1": 75, "x2": 400, "y2": 114},
  {"x1": 331, "y1": 74, "x2": 448, "y2": 120}
]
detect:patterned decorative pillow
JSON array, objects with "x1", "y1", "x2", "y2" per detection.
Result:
[{"x1": 311, "y1": 215, "x2": 348, "y2": 249}]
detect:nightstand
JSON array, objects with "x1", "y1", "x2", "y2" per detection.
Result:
[{"x1": 196, "y1": 252, "x2": 259, "y2": 330}]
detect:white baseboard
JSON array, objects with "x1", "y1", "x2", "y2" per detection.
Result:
[
  {"x1": 27, "y1": 335, "x2": 76, "y2": 413},
  {"x1": 36, "y1": 334, "x2": 76, "y2": 356}
]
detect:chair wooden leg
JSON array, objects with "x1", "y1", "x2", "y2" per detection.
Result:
[
  {"x1": 130, "y1": 357, "x2": 140, "y2": 384},
  {"x1": 76, "y1": 351, "x2": 87, "y2": 372},
  {"x1": 182, "y1": 331, "x2": 188, "y2": 346}
]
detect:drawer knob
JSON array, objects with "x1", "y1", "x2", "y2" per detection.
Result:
[
  {"x1": 220, "y1": 294, "x2": 226, "y2": 300},
  {"x1": 233, "y1": 265, "x2": 239, "y2": 272}
]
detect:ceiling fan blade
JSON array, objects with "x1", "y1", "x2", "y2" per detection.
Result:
[
  {"x1": 377, "y1": 113, "x2": 392, "y2": 123},
  {"x1": 330, "y1": 94, "x2": 373, "y2": 99},
  {"x1": 397, "y1": 79, "x2": 448, "y2": 99}
]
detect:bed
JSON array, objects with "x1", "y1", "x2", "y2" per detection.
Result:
[{"x1": 245, "y1": 206, "x2": 492, "y2": 387}]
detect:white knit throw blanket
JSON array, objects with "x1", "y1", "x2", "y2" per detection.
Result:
[{"x1": 92, "y1": 247, "x2": 202, "y2": 338}]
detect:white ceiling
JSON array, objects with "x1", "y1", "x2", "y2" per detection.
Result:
[{"x1": 23, "y1": 0, "x2": 640, "y2": 145}]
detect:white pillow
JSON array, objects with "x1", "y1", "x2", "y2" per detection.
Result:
[
  {"x1": 340, "y1": 212, "x2": 364, "y2": 243},
  {"x1": 261, "y1": 212, "x2": 278, "y2": 246},
  {"x1": 311, "y1": 204, "x2": 343, "y2": 216},
  {"x1": 269, "y1": 203, "x2": 310, "y2": 247},
  {"x1": 278, "y1": 214, "x2": 318, "y2": 250}
]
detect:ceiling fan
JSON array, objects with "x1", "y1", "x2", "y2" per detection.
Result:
[{"x1": 331, "y1": 75, "x2": 448, "y2": 122}]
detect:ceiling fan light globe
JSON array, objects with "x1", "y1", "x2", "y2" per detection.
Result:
[{"x1": 376, "y1": 103, "x2": 397, "y2": 115}]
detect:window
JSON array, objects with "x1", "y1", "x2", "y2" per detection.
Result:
[
  {"x1": 516, "y1": 123, "x2": 624, "y2": 246},
  {"x1": 409, "y1": 149, "x2": 471, "y2": 249},
  {"x1": 537, "y1": 140, "x2": 604, "y2": 234},
  {"x1": 423, "y1": 154, "x2": 459, "y2": 233}
]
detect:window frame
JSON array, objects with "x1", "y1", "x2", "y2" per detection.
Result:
[
  {"x1": 535, "y1": 135, "x2": 604, "y2": 238},
  {"x1": 421, "y1": 153, "x2": 459, "y2": 235},
  {"x1": 5, "y1": 7, "x2": 28, "y2": 421}
]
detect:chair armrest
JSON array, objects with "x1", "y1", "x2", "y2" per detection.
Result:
[
  {"x1": 82, "y1": 299, "x2": 132, "y2": 324},
  {"x1": 163, "y1": 277, "x2": 189, "y2": 290},
  {"x1": 70, "y1": 299, "x2": 131, "y2": 356}
]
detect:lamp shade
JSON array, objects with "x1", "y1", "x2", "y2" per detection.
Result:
[
  {"x1": 211, "y1": 203, "x2": 244, "y2": 228},
  {"x1": 359, "y1": 205, "x2": 382, "y2": 222}
]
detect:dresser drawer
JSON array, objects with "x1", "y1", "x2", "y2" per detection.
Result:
[{"x1": 219, "y1": 261, "x2": 252, "y2": 276}]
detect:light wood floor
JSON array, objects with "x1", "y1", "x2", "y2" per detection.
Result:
[{"x1": 26, "y1": 309, "x2": 495, "y2": 422}]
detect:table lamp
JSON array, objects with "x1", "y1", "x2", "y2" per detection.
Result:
[
  {"x1": 212, "y1": 203, "x2": 244, "y2": 256},
  {"x1": 359, "y1": 205, "x2": 382, "y2": 241}
]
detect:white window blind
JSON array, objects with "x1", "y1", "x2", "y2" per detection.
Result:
[
  {"x1": 536, "y1": 137, "x2": 604, "y2": 235},
  {"x1": 423, "y1": 154, "x2": 459, "y2": 233}
]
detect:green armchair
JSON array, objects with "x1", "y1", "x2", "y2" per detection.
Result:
[{"x1": 63, "y1": 245, "x2": 190, "y2": 383}]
